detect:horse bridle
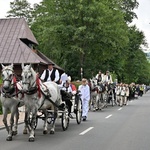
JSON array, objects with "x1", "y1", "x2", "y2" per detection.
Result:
[
  {"x1": 2, "y1": 69, "x2": 14, "y2": 84},
  {"x1": 22, "y1": 71, "x2": 41, "y2": 97},
  {"x1": 1, "y1": 69, "x2": 19, "y2": 98}
]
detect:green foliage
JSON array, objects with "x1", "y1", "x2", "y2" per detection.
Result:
[
  {"x1": 71, "y1": 81, "x2": 82, "y2": 89},
  {"x1": 6, "y1": 0, "x2": 33, "y2": 25},
  {"x1": 6, "y1": 0, "x2": 150, "y2": 84}
]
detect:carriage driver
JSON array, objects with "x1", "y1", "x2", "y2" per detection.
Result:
[
  {"x1": 103, "y1": 70, "x2": 113, "y2": 84},
  {"x1": 95, "y1": 70, "x2": 104, "y2": 84},
  {"x1": 40, "y1": 62, "x2": 60, "y2": 84}
]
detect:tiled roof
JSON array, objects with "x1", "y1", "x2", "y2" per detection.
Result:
[
  {"x1": 0, "y1": 18, "x2": 64, "y2": 71},
  {"x1": 0, "y1": 18, "x2": 47, "y2": 64}
]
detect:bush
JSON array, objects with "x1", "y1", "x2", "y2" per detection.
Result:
[{"x1": 71, "y1": 81, "x2": 82, "y2": 89}]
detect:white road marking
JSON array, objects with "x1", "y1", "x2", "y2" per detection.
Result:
[
  {"x1": 79, "y1": 127, "x2": 94, "y2": 135},
  {"x1": 105, "y1": 114, "x2": 112, "y2": 119},
  {"x1": 118, "y1": 108, "x2": 122, "y2": 111}
]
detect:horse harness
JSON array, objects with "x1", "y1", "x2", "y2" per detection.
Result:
[{"x1": 1, "y1": 69, "x2": 21, "y2": 98}]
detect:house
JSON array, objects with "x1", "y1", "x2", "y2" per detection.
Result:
[{"x1": 0, "y1": 18, "x2": 64, "y2": 78}]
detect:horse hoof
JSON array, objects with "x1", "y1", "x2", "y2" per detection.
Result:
[
  {"x1": 12, "y1": 131, "x2": 17, "y2": 136},
  {"x1": 29, "y1": 137, "x2": 35, "y2": 142},
  {"x1": 43, "y1": 130, "x2": 48, "y2": 134},
  {"x1": 6, "y1": 136, "x2": 12, "y2": 141},
  {"x1": 50, "y1": 130, "x2": 55, "y2": 134}
]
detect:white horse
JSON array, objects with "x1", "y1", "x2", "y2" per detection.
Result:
[
  {"x1": 89, "y1": 78, "x2": 107, "y2": 111},
  {"x1": 0, "y1": 64, "x2": 24, "y2": 141},
  {"x1": 21, "y1": 64, "x2": 62, "y2": 142}
]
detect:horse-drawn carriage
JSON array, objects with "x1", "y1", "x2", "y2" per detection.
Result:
[
  {"x1": 0, "y1": 64, "x2": 82, "y2": 142},
  {"x1": 34, "y1": 89, "x2": 82, "y2": 131}
]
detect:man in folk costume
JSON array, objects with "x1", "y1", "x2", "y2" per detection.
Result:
[
  {"x1": 95, "y1": 70, "x2": 104, "y2": 84},
  {"x1": 120, "y1": 84, "x2": 126, "y2": 107},
  {"x1": 40, "y1": 62, "x2": 60, "y2": 84},
  {"x1": 95, "y1": 70, "x2": 105, "y2": 98},
  {"x1": 78, "y1": 78, "x2": 90, "y2": 121},
  {"x1": 103, "y1": 71, "x2": 113, "y2": 84},
  {"x1": 124, "y1": 84, "x2": 129, "y2": 105},
  {"x1": 103, "y1": 71, "x2": 113, "y2": 104},
  {"x1": 115, "y1": 83, "x2": 121, "y2": 105}
]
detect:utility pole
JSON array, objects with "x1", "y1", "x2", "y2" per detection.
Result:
[{"x1": 81, "y1": 67, "x2": 83, "y2": 80}]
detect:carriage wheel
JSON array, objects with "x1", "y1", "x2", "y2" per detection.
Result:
[
  {"x1": 61, "y1": 107, "x2": 69, "y2": 131},
  {"x1": 76, "y1": 98, "x2": 82, "y2": 124}
]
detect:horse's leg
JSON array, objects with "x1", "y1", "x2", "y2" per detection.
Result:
[
  {"x1": 95, "y1": 94, "x2": 99, "y2": 110},
  {"x1": 99, "y1": 93, "x2": 104, "y2": 110},
  {"x1": 124, "y1": 96, "x2": 127, "y2": 105},
  {"x1": 23, "y1": 111, "x2": 30, "y2": 134},
  {"x1": 43, "y1": 110, "x2": 48, "y2": 134},
  {"x1": 6, "y1": 109, "x2": 16, "y2": 141},
  {"x1": 50, "y1": 109, "x2": 57, "y2": 134},
  {"x1": 2, "y1": 108, "x2": 13, "y2": 141},
  {"x1": 120, "y1": 96, "x2": 123, "y2": 107},
  {"x1": 2, "y1": 108, "x2": 9, "y2": 133},
  {"x1": 28, "y1": 108, "x2": 38, "y2": 142},
  {"x1": 90, "y1": 94, "x2": 95, "y2": 111},
  {"x1": 12, "y1": 108, "x2": 19, "y2": 136},
  {"x1": 89, "y1": 97, "x2": 91, "y2": 111},
  {"x1": 101, "y1": 92, "x2": 105, "y2": 108}
]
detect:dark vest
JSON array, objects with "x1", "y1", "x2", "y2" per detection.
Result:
[
  {"x1": 98, "y1": 75, "x2": 102, "y2": 82},
  {"x1": 44, "y1": 69, "x2": 57, "y2": 82}
]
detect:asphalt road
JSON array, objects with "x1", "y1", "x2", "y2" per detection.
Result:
[{"x1": 0, "y1": 91, "x2": 150, "y2": 150}]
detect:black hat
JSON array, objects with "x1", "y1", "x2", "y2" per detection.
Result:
[{"x1": 48, "y1": 62, "x2": 55, "y2": 65}]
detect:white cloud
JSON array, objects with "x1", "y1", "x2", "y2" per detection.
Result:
[
  {"x1": 0, "y1": 0, "x2": 42, "y2": 18},
  {"x1": 132, "y1": 0, "x2": 150, "y2": 48}
]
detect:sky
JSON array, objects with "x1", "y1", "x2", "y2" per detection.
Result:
[
  {"x1": 132, "y1": 0, "x2": 150, "y2": 50},
  {"x1": 0, "y1": 0, "x2": 150, "y2": 50}
]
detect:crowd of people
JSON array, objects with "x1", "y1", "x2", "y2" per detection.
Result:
[
  {"x1": 40, "y1": 63, "x2": 147, "y2": 122},
  {"x1": 93, "y1": 70, "x2": 146, "y2": 107}
]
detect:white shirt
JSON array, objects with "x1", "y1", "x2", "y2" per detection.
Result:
[
  {"x1": 78, "y1": 84, "x2": 90, "y2": 101},
  {"x1": 60, "y1": 73, "x2": 68, "y2": 84},
  {"x1": 40, "y1": 69, "x2": 60, "y2": 82},
  {"x1": 103, "y1": 74, "x2": 113, "y2": 84},
  {"x1": 95, "y1": 73, "x2": 104, "y2": 83}
]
